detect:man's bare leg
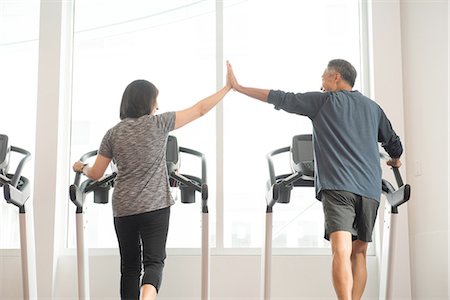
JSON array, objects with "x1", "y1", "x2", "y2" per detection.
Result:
[
  {"x1": 330, "y1": 231, "x2": 353, "y2": 300},
  {"x1": 351, "y1": 240, "x2": 368, "y2": 300}
]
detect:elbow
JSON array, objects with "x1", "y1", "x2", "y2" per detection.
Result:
[{"x1": 198, "y1": 104, "x2": 208, "y2": 117}]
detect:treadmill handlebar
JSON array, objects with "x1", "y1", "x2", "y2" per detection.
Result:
[
  {"x1": 0, "y1": 144, "x2": 31, "y2": 211},
  {"x1": 70, "y1": 150, "x2": 116, "y2": 212},
  {"x1": 266, "y1": 146, "x2": 291, "y2": 186},
  {"x1": 379, "y1": 152, "x2": 410, "y2": 213},
  {"x1": 0, "y1": 173, "x2": 11, "y2": 184},
  {"x1": 380, "y1": 152, "x2": 404, "y2": 188},
  {"x1": 266, "y1": 145, "x2": 410, "y2": 213},
  {"x1": 392, "y1": 167, "x2": 404, "y2": 188},
  {"x1": 9, "y1": 146, "x2": 31, "y2": 188},
  {"x1": 169, "y1": 173, "x2": 202, "y2": 192},
  {"x1": 179, "y1": 146, "x2": 207, "y2": 185},
  {"x1": 168, "y1": 146, "x2": 209, "y2": 210},
  {"x1": 83, "y1": 172, "x2": 117, "y2": 193},
  {"x1": 73, "y1": 150, "x2": 99, "y2": 187},
  {"x1": 79, "y1": 150, "x2": 98, "y2": 162},
  {"x1": 71, "y1": 144, "x2": 209, "y2": 211}
]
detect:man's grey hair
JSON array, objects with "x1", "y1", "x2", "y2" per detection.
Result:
[{"x1": 327, "y1": 59, "x2": 357, "y2": 87}]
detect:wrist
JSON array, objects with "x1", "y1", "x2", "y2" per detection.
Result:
[{"x1": 81, "y1": 163, "x2": 88, "y2": 174}]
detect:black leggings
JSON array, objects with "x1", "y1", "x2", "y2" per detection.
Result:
[{"x1": 114, "y1": 207, "x2": 170, "y2": 300}]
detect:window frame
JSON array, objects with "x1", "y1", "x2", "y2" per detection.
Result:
[{"x1": 64, "y1": 0, "x2": 374, "y2": 256}]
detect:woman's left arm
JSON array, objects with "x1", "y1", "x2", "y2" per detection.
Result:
[{"x1": 72, "y1": 154, "x2": 112, "y2": 181}]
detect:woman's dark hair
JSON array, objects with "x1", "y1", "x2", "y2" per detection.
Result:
[
  {"x1": 120, "y1": 79, "x2": 159, "y2": 120},
  {"x1": 327, "y1": 59, "x2": 357, "y2": 87}
]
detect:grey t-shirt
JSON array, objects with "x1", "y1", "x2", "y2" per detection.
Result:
[
  {"x1": 268, "y1": 89, "x2": 403, "y2": 202},
  {"x1": 98, "y1": 112, "x2": 176, "y2": 217}
]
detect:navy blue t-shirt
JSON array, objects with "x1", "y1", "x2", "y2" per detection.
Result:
[{"x1": 268, "y1": 89, "x2": 402, "y2": 202}]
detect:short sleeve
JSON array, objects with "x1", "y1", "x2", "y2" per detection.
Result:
[
  {"x1": 155, "y1": 111, "x2": 176, "y2": 134},
  {"x1": 98, "y1": 129, "x2": 113, "y2": 158}
]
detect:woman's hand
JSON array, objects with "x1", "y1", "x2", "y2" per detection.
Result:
[
  {"x1": 226, "y1": 61, "x2": 240, "y2": 92},
  {"x1": 73, "y1": 161, "x2": 86, "y2": 173},
  {"x1": 225, "y1": 61, "x2": 232, "y2": 91}
]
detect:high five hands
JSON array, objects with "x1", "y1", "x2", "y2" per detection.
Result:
[{"x1": 226, "y1": 61, "x2": 240, "y2": 92}]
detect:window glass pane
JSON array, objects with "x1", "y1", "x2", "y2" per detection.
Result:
[
  {"x1": 223, "y1": 0, "x2": 362, "y2": 248},
  {"x1": 69, "y1": 0, "x2": 216, "y2": 248},
  {"x1": 0, "y1": 0, "x2": 39, "y2": 249}
]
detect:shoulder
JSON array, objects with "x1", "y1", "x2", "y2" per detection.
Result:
[
  {"x1": 302, "y1": 91, "x2": 330, "y2": 100},
  {"x1": 152, "y1": 112, "x2": 175, "y2": 125},
  {"x1": 154, "y1": 111, "x2": 176, "y2": 121},
  {"x1": 339, "y1": 91, "x2": 379, "y2": 106}
]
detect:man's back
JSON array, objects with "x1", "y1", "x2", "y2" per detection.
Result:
[
  {"x1": 313, "y1": 90, "x2": 384, "y2": 201},
  {"x1": 268, "y1": 89, "x2": 402, "y2": 202}
]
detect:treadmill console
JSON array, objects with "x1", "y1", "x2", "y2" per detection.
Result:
[{"x1": 291, "y1": 135, "x2": 314, "y2": 177}]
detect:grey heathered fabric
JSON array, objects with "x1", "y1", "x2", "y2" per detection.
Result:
[
  {"x1": 268, "y1": 90, "x2": 403, "y2": 202},
  {"x1": 98, "y1": 112, "x2": 176, "y2": 217}
]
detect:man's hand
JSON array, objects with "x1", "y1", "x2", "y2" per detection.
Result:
[
  {"x1": 386, "y1": 158, "x2": 402, "y2": 168},
  {"x1": 225, "y1": 61, "x2": 270, "y2": 102}
]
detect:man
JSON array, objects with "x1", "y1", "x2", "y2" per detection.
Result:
[{"x1": 226, "y1": 59, "x2": 402, "y2": 300}]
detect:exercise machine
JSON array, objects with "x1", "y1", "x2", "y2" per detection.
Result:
[
  {"x1": 261, "y1": 134, "x2": 410, "y2": 300},
  {"x1": 166, "y1": 135, "x2": 210, "y2": 300},
  {"x1": 262, "y1": 134, "x2": 315, "y2": 300},
  {"x1": 378, "y1": 153, "x2": 411, "y2": 300},
  {"x1": 69, "y1": 135, "x2": 210, "y2": 300},
  {"x1": 0, "y1": 134, "x2": 37, "y2": 299},
  {"x1": 69, "y1": 150, "x2": 117, "y2": 300}
]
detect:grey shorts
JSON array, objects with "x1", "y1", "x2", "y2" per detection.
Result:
[{"x1": 321, "y1": 190, "x2": 379, "y2": 242}]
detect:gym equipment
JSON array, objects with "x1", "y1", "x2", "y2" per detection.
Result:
[
  {"x1": 0, "y1": 134, "x2": 37, "y2": 299},
  {"x1": 69, "y1": 150, "x2": 117, "y2": 300},
  {"x1": 69, "y1": 135, "x2": 210, "y2": 300},
  {"x1": 262, "y1": 134, "x2": 315, "y2": 300},
  {"x1": 261, "y1": 134, "x2": 410, "y2": 300},
  {"x1": 166, "y1": 135, "x2": 210, "y2": 300},
  {"x1": 378, "y1": 153, "x2": 411, "y2": 300}
]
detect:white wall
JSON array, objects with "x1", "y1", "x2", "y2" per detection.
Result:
[
  {"x1": 52, "y1": 253, "x2": 380, "y2": 300},
  {"x1": 369, "y1": 1, "x2": 413, "y2": 299},
  {"x1": 400, "y1": 1, "x2": 449, "y2": 300}
]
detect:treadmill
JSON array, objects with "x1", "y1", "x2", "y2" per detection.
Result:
[
  {"x1": 69, "y1": 135, "x2": 210, "y2": 300},
  {"x1": 0, "y1": 134, "x2": 37, "y2": 300},
  {"x1": 262, "y1": 134, "x2": 411, "y2": 300},
  {"x1": 69, "y1": 150, "x2": 117, "y2": 300}
]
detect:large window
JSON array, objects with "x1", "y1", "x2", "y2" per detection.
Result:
[
  {"x1": 68, "y1": 0, "x2": 366, "y2": 250},
  {"x1": 223, "y1": 0, "x2": 363, "y2": 248},
  {"x1": 0, "y1": 0, "x2": 40, "y2": 249},
  {"x1": 69, "y1": 0, "x2": 216, "y2": 248}
]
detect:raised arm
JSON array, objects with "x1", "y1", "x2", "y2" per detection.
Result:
[
  {"x1": 174, "y1": 84, "x2": 230, "y2": 130},
  {"x1": 227, "y1": 61, "x2": 270, "y2": 102}
]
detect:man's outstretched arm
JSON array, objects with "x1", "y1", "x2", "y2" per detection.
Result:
[{"x1": 227, "y1": 61, "x2": 270, "y2": 102}]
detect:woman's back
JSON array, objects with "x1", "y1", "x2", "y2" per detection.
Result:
[{"x1": 99, "y1": 112, "x2": 176, "y2": 217}]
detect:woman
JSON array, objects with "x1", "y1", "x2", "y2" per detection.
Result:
[{"x1": 73, "y1": 67, "x2": 231, "y2": 300}]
